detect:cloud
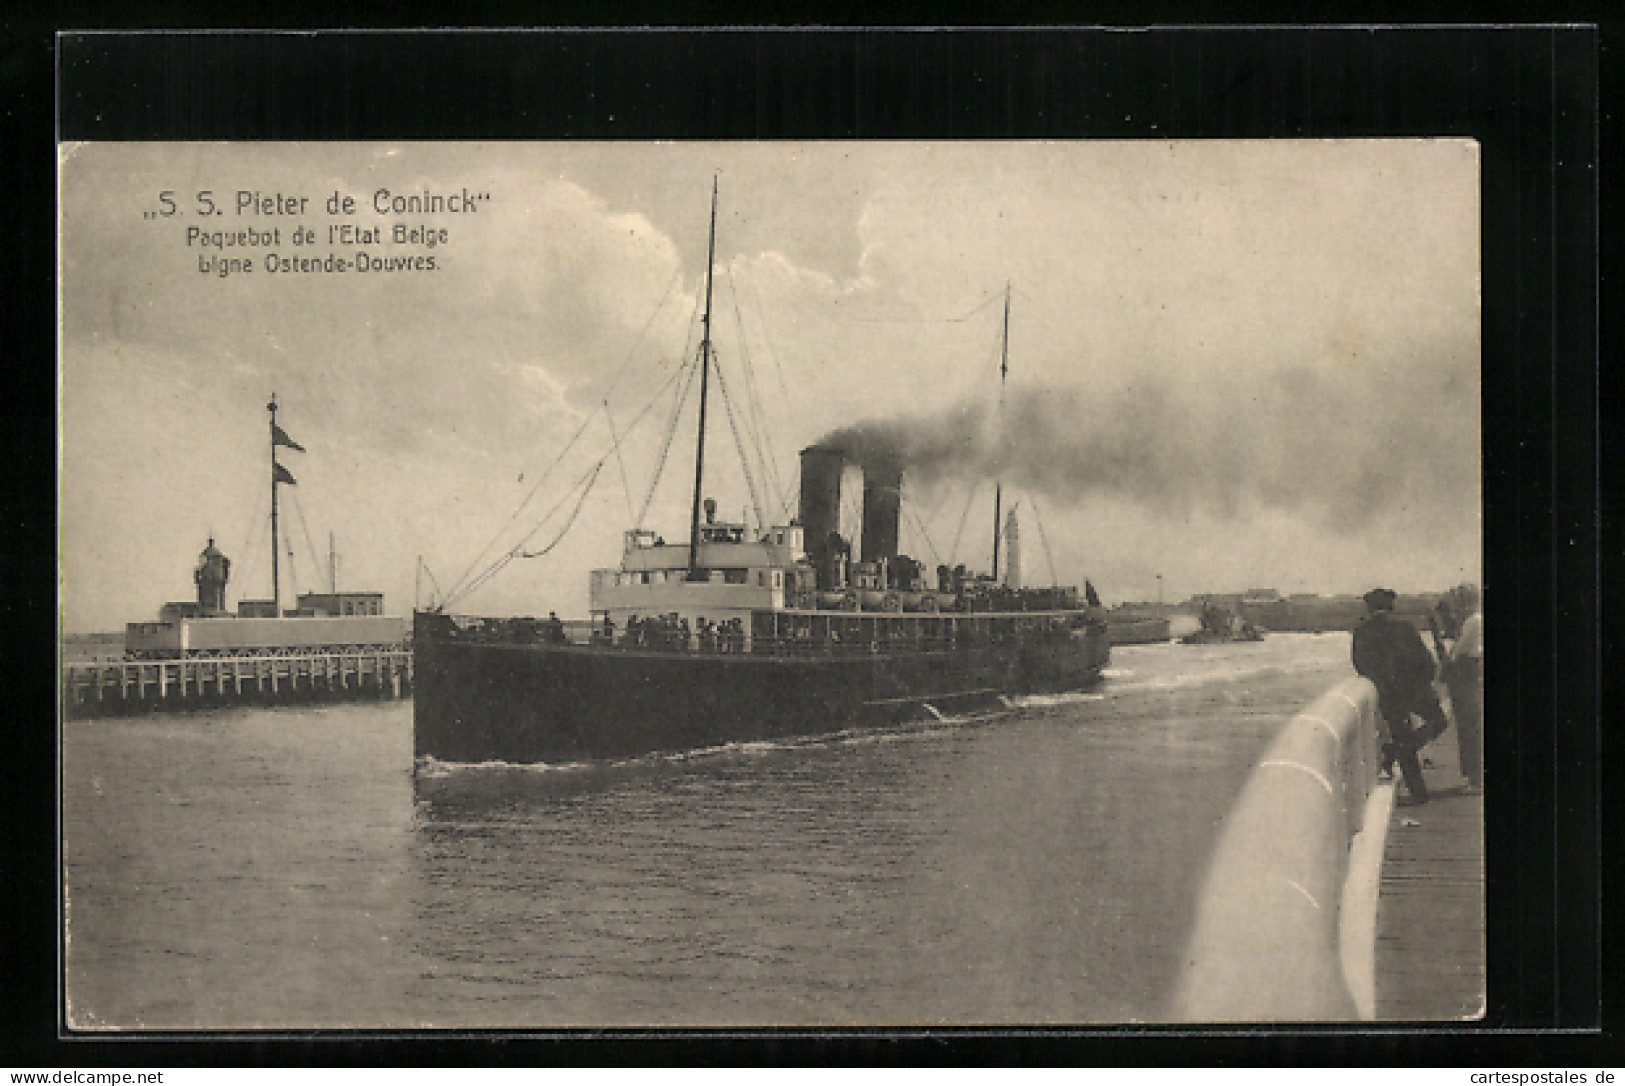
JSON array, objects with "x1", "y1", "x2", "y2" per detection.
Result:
[
  {"x1": 57, "y1": 141, "x2": 1481, "y2": 630},
  {"x1": 818, "y1": 334, "x2": 1478, "y2": 535}
]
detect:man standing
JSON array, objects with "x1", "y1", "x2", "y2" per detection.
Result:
[
  {"x1": 1352, "y1": 587, "x2": 1452, "y2": 805},
  {"x1": 1444, "y1": 586, "x2": 1484, "y2": 794}
]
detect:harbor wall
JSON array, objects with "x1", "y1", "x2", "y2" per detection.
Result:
[
  {"x1": 1105, "y1": 616, "x2": 1172, "y2": 645},
  {"x1": 1172, "y1": 676, "x2": 1381, "y2": 1021},
  {"x1": 61, "y1": 650, "x2": 414, "y2": 719}
]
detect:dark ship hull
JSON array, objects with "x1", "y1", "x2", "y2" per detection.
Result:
[{"x1": 414, "y1": 611, "x2": 1109, "y2": 764}]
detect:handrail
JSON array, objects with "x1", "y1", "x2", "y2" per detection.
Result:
[{"x1": 1173, "y1": 676, "x2": 1381, "y2": 1021}]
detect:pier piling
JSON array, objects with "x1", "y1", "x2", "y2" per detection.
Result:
[{"x1": 61, "y1": 649, "x2": 415, "y2": 719}]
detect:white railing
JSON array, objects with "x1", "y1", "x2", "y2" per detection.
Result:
[{"x1": 1173, "y1": 676, "x2": 1383, "y2": 1021}]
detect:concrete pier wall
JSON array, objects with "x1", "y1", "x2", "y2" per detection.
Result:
[
  {"x1": 61, "y1": 650, "x2": 414, "y2": 719},
  {"x1": 1173, "y1": 675, "x2": 1381, "y2": 1021}
]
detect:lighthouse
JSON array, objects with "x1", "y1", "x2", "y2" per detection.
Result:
[
  {"x1": 194, "y1": 538, "x2": 231, "y2": 614},
  {"x1": 1004, "y1": 508, "x2": 1022, "y2": 589}
]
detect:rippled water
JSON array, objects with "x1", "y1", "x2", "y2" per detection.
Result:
[{"x1": 62, "y1": 633, "x2": 1355, "y2": 1028}]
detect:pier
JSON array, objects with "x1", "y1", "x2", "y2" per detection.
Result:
[
  {"x1": 1174, "y1": 673, "x2": 1485, "y2": 1022},
  {"x1": 1371, "y1": 721, "x2": 1486, "y2": 1020},
  {"x1": 61, "y1": 649, "x2": 414, "y2": 719}
]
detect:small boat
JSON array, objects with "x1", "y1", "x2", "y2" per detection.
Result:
[{"x1": 1179, "y1": 602, "x2": 1265, "y2": 645}]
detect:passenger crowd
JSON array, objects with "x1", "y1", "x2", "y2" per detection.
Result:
[{"x1": 602, "y1": 613, "x2": 748, "y2": 653}]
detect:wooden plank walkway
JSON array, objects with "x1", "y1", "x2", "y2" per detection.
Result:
[{"x1": 1372, "y1": 718, "x2": 1486, "y2": 1021}]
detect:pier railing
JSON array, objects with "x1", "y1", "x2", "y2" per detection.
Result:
[
  {"x1": 1173, "y1": 675, "x2": 1382, "y2": 1021},
  {"x1": 61, "y1": 649, "x2": 414, "y2": 718}
]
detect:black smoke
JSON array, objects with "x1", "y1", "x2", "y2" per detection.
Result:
[{"x1": 815, "y1": 350, "x2": 1479, "y2": 532}]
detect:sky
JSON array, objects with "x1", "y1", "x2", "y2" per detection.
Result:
[{"x1": 58, "y1": 141, "x2": 1481, "y2": 633}]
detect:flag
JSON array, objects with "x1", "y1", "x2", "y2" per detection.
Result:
[
  {"x1": 273, "y1": 462, "x2": 298, "y2": 486},
  {"x1": 272, "y1": 423, "x2": 305, "y2": 452}
]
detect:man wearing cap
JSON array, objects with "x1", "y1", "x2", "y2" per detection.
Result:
[{"x1": 1351, "y1": 587, "x2": 1451, "y2": 805}]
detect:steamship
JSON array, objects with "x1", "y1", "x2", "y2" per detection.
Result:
[{"x1": 413, "y1": 185, "x2": 1110, "y2": 766}]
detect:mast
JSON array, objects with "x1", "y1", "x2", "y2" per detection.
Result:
[
  {"x1": 992, "y1": 281, "x2": 1010, "y2": 581},
  {"x1": 329, "y1": 531, "x2": 338, "y2": 593},
  {"x1": 268, "y1": 394, "x2": 281, "y2": 615},
  {"x1": 686, "y1": 178, "x2": 719, "y2": 580}
]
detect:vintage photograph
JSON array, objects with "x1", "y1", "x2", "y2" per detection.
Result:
[{"x1": 59, "y1": 140, "x2": 1483, "y2": 1028}]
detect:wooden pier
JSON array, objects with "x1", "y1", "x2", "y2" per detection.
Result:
[
  {"x1": 61, "y1": 649, "x2": 414, "y2": 718},
  {"x1": 1372, "y1": 721, "x2": 1486, "y2": 1020}
]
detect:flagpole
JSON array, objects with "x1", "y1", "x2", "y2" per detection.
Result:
[{"x1": 269, "y1": 394, "x2": 280, "y2": 617}]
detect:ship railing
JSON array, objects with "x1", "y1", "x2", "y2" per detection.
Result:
[
  {"x1": 745, "y1": 626, "x2": 1081, "y2": 657},
  {"x1": 423, "y1": 612, "x2": 1093, "y2": 656},
  {"x1": 430, "y1": 613, "x2": 574, "y2": 646}
]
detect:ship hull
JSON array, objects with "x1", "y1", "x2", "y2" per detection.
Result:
[{"x1": 414, "y1": 615, "x2": 1109, "y2": 764}]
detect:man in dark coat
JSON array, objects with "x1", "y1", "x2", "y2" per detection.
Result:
[{"x1": 1351, "y1": 587, "x2": 1451, "y2": 804}]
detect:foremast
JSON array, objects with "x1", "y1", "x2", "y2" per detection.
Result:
[{"x1": 686, "y1": 177, "x2": 720, "y2": 581}]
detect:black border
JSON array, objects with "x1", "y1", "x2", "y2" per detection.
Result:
[{"x1": 8, "y1": 19, "x2": 1609, "y2": 1067}]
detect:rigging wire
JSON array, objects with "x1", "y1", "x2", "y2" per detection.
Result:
[
  {"x1": 636, "y1": 348, "x2": 699, "y2": 529},
  {"x1": 743, "y1": 271, "x2": 797, "y2": 422},
  {"x1": 236, "y1": 511, "x2": 273, "y2": 605},
  {"x1": 775, "y1": 463, "x2": 801, "y2": 525},
  {"x1": 633, "y1": 289, "x2": 708, "y2": 529},
  {"x1": 287, "y1": 488, "x2": 324, "y2": 592},
  {"x1": 419, "y1": 560, "x2": 443, "y2": 610},
  {"x1": 450, "y1": 359, "x2": 695, "y2": 607},
  {"x1": 454, "y1": 465, "x2": 601, "y2": 603},
  {"x1": 849, "y1": 290, "x2": 1006, "y2": 324},
  {"x1": 1028, "y1": 497, "x2": 1061, "y2": 588},
  {"x1": 446, "y1": 405, "x2": 601, "y2": 602},
  {"x1": 603, "y1": 398, "x2": 636, "y2": 526},
  {"x1": 744, "y1": 265, "x2": 804, "y2": 546},
  {"x1": 446, "y1": 267, "x2": 684, "y2": 603},
  {"x1": 503, "y1": 266, "x2": 684, "y2": 493},
  {"x1": 517, "y1": 465, "x2": 605, "y2": 559},
  {"x1": 947, "y1": 481, "x2": 979, "y2": 567},
  {"x1": 280, "y1": 508, "x2": 301, "y2": 602},
  {"x1": 903, "y1": 486, "x2": 942, "y2": 570},
  {"x1": 709, "y1": 350, "x2": 768, "y2": 533},
  {"x1": 239, "y1": 510, "x2": 267, "y2": 595},
  {"x1": 725, "y1": 265, "x2": 786, "y2": 519}
]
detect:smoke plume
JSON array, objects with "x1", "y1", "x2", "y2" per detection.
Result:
[{"x1": 816, "y1": 351, "x2": 1479, "y2": 532}]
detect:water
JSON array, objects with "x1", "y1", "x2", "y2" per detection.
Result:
[{"x1": 62, "y1": 632, "x2": 1356, "y2": 1028}]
